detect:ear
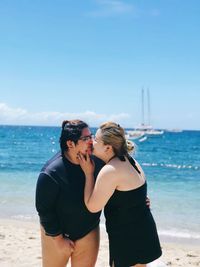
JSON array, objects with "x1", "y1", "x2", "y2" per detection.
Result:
[
  {"x1": 105, "y1": 145, "x2": 112, "y2": 153},
  {"x1": 66, "y1": 140, "x2": 75, "y2": 149}
]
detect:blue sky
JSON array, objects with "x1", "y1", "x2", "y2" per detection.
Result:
[{"x1": 0, "y1": 0, "x2": 199, "y2": 130}]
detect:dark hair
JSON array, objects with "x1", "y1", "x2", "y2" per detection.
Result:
[{"x1": 59, "y1": 120, "x2": 88, "y2": 152}]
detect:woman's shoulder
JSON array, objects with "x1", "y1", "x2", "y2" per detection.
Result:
[
  {"x1": 101, "y1": 163, "x2": 115, "y2": 173},
  {"x1": 97, "y1": 162, "x2": 118, "y2": 179}
]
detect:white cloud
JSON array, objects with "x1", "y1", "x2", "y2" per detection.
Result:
[
  {"x1": 0, "y1": 103, "x2": 130, "y2": 127},
  {"x1": 87, "y1": 1, "x2": 160, "y2": 18},
  {"x1": 0, "y1": 103, "x2": 28, "y2": 120},
  {"x1": 88, "y1": 0, "x2": 135, "y2": 17}
]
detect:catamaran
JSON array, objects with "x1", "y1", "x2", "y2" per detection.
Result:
[{"x1": 126, "y1": 88, "x2": 164, "y2": 139}]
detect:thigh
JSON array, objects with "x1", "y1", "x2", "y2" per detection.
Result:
[
  {"x1": 40, "y1": 227, "x2": 70, "y2": 267},
  {"x1": 71, "y1": 226, "x2": 100, "y2": 267}
]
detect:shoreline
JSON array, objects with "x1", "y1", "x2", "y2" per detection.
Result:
[
  {"x1": 0, "y1": 219, "x2": 200, "y2": 266},
  {"x1": 100, "y1": 223, "x2": 200, "y2": 247}
]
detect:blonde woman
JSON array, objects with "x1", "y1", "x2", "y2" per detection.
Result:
[{"x1": 78, "y1": 122, "x2": 162, "y2": 267}]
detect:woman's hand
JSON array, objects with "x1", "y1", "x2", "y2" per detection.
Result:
[
  {"x1": 77, "y1": 152, "x2": 95, "y2": 177},
  {"x1": 146, "y1": 196, "x2": 151, "y2": 208}
]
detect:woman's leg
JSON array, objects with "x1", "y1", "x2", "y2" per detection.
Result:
[
  {"x1": 71, "y1": 226, "x2": 100, "y2": 267},
  {"x1": 40, "y1": 226, "x2": 71, "y2": 267}
]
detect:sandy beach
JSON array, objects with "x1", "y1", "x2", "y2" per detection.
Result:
[{"x1": 0, "y1": 219, "x2": 200, "y2": 267}]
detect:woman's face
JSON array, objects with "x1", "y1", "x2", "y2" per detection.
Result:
[{"x1": 92, "y1": 129, "x2": 106, "y2": 158}]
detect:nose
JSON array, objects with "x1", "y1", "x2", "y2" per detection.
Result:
[
  {"x1": 89, "y1": 135, "x2": 94, "y2": 141},
  {"x1": 88, "y1": 138, "x2": 93, "y2": 143}
]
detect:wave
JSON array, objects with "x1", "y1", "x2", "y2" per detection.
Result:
[
  {"x1": 99, "y1": 223, "x2": 200, "y2": 241},
  {"x1": 158, "y1": 229, "x2": 200, "y2": 240},
  {"x1": 142, "y1": 162, "x2": 199, "y2": 170},
  {"x1": 11, "y1": 214, "x2": 38, "y2": 221}
]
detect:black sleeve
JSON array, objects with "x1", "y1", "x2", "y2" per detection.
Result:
[
  {"x1": 35, "y1": 172, "x2": 62, "y2": 236},
  {"x1": 93, "y1": 156, "x2": 105, "y2": 180}
]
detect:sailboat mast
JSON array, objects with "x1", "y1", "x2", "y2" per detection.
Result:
[
  {"x1": 141, "y1": 88, "x2": 145, "y2": 126},
  {"x1": 147, "y1": 88, "x2": 151, "y2": 126}
]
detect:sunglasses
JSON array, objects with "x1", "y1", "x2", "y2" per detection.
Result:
[{"x1": 79, "y1": 134, "x2": 94, "y2": 142}]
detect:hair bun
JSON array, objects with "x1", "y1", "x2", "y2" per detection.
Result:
[
  {"x1": 62, "y1": 120, "x2": 70, "y2": 130},
  {"x1": 126, "y1": 140, "x2": 135, "y2": 153}
]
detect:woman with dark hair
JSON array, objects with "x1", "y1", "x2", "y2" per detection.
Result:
[
  {"x1": 36, "y1": 120, "x2": 104, "y2": 267},
  {"x1": 78, "y1": 122, "x2": 162, "y2": 267}
]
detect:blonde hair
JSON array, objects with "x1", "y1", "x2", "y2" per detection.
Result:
[
  {"x1": 126, "y1": 139, "x2": 135, "y2": 153},
  {"x1": 99, "y1": 122, "x2": 135, "y2": 160}
]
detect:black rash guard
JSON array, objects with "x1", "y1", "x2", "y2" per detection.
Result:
[{"x1": 35, "y1": 152, "x2": 104, "y2": 241}]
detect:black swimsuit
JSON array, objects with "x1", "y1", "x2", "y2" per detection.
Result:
[
  {"x1": 35, "y1": 152, "x2": 104, "y2": 240},
  {"x1": 104, "y1": 157, "x2": 162, "y2": 267}
]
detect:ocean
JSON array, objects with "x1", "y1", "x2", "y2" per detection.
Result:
[{"x1": 0, "y1": 125, "x2": 200, "y2": 243}]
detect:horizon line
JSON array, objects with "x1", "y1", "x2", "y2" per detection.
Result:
[{"x1": 0, "y1": 123, "x2": 198, "y2": 131}]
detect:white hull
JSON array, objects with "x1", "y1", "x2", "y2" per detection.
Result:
[{"x1": 126, "y1": 126, "x2": 164, "y2": 140}]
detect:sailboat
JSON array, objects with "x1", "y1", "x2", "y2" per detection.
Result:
[{"x1": 126, "y1": 88, "x2": 164, "y2": 139}]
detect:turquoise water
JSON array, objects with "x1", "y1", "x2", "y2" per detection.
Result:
[{"x1": 0, "y1": 125, "x2": 200, "y2": 241}]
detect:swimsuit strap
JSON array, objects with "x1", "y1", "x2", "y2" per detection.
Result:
[
  {"x1": 127, "y1": 155, "x2": 141, "y2": 174},
  {"x1": 107, "y1": 154, "x2": 141, "y2": 175}
]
